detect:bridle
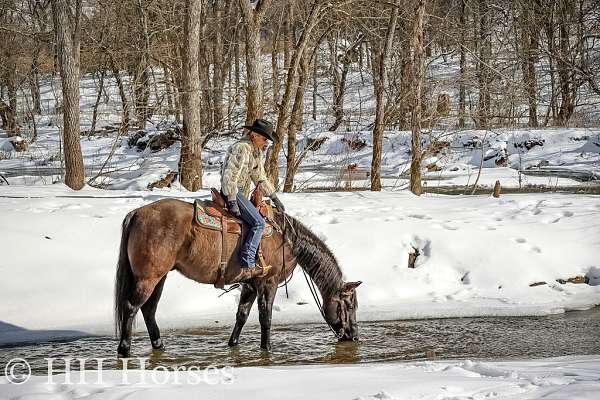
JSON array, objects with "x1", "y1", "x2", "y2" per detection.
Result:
[{"x1": 333, "y1": 288, "x2": 356, "y2": 337}]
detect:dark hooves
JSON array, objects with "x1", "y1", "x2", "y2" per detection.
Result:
[
  {"x1": 151, "y1": 338, "x2": 165, "y2": 350},
  {"x1": 117, "y1": 340, "x2": 131, "y2": 358}
]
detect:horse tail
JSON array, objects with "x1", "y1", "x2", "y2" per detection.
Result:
[{"x1": 114, "y1": 211, "x2": 136, "y2": 338}]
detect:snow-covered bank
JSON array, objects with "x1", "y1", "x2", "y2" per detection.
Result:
[
  {"x1": 1, "y1": 186, "x2": 598, "y2": 345},
  {"x1": 2, "y1": 356, "x2": 600, "y2": 399}
]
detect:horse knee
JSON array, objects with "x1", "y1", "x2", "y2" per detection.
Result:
[
  {"x1": 130, "y1": 280, "x2": 156, "y2": 308},
  {"x1": 236, "y1": 306, "x2": 251, "y2": 322}
]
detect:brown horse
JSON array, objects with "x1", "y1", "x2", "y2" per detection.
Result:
[{"x1": 114, "y1": 198, "x2": 362, "y2": 357}]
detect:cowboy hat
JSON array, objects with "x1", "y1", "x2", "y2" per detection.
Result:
[{"x1": 243, "y1": 119, "x2": 277, "y2": 142}]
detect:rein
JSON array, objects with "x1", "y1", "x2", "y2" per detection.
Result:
[{"x1": 301, "y1": 267, "x2": 344, "y2": 339}]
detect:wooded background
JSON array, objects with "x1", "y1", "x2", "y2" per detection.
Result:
[{"x1": 1, "y1": 0, "x2": 598, "y2": 192}]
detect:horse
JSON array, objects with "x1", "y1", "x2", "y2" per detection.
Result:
[{"x1": 114, "y1": 198, "x2": 362, "y2": 357}]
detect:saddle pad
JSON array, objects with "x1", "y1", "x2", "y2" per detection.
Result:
[{"x1": 194, "y1": 200, "x2": 273, "y2": 237}]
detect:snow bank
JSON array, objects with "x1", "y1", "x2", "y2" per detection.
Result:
[
  {"x1": 0, "y1": 186, "x2": 598, "y2": 345},
  {"x1": 1, "y1": 356, "x2": 599, "y2": 399}
]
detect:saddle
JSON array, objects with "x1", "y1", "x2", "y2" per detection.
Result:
[
  {"x1": 193, "y1": 188, "x2": 274, "y2": 237},
  {"x1": 193, "y1": 187, "x2": 274, "y2": 289}
]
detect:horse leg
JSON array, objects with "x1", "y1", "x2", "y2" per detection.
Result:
[
  {"x1": 141, "y1": 274, "x2": 167, "y2": 350},
  {"x1": 258, "y1": 283, "x2": 277, "y2": 351},
  {"x1": 117, "y1": 278, "x2": 158, "y2": 357},
  {"x1": 228, "y1": 283, "x2": 257, "y2": 347}
]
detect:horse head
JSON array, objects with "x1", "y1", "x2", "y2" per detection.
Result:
[{"x1": 323, "y1": 281, "x2": 362, "y2": 341}]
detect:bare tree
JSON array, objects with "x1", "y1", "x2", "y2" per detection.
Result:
[
  {"x1": 179, "y1": 0, "x2": 203, "y2": 191},
  {"x1": 475, "y1": 0, "x2": 492, "y2": 129},
  {"x1": 52, "y1": 0, "x2": 85, "y2": 190},
  {"x1": 238, "y1": 0, "x2": 274, "y2": 123},
  {"x1": 370, "y1": 2, "x2": 399, "y2": 191},
  {"x1": 410, "y1": 0, "x2": 426, "y2": 196},
  {"x1": 265, "y1": 0, "x2": 324, "y2": 184},
  {"x1": 458, "y1": 0, "x2": 467, "y2": 128}
]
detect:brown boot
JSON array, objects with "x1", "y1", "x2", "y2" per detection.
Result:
[{"x1": 238, "y1": 264, "x2": 272, "y2": 281}]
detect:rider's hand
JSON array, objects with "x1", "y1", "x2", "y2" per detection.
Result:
[
  {"x1": 228, "y1": 199, "x2": 241, "y2": 217},
  {"x1": 270, "y1": 194, "x2": 285, "y2": 212}
]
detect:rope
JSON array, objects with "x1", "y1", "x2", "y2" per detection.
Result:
[
  {"x1": 301, "y1": 266, "x2": 342, "y2": 339},
  {"x1": 218, "y1": 283, "x2": 241, "y2": 297},
  {"x1": 280, "y1": 212, "x2": 289, "y2": 297}
]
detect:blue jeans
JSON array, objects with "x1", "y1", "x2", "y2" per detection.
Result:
[{"x1": 236, "y1": 192, "x2": 265, "y2": 267}]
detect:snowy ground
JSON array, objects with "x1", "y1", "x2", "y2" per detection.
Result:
[
  {"x1": 2, "y1": 356, "x2": 600, "y2": 399},
  {"x1": 1, "y1": 185, "x2": 599, "y2": 346}
]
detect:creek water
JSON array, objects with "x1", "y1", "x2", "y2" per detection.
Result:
[{"x1": 1, "y1": 309, "x2": 599, "y2": 375}]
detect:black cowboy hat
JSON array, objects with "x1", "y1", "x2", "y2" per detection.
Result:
[{"x1": 243, "y1": 119, "x2": 277, "y2": 142}]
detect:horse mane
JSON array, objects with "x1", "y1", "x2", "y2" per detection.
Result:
[{"x1": 282, "y1": 214, "x2": 344, "y2": 299}]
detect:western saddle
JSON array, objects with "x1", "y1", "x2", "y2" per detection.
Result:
[{"x1": 194, "y1": 187, "x2": 273, "y2": 288}]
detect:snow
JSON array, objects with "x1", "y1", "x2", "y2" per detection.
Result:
[
  {"x1": 1, "y1": 185, "x2": 599, "y2": 346},
  {"x1": 2, "y1": 356, "x2": 600, "y2": 399}
]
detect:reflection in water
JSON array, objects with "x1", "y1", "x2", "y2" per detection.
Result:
[
  {"x1": 324, "y1": 341, "x2": 361, "y2": 363},
  {"x1": 2, "y1": 309, "x2": 599, "y2": 375}
]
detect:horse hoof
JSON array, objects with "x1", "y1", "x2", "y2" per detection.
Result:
[
  {"x1": 117, "y1": 341, "x2": 131, "y2": 357},
  {"x1": 117, "y1": 348, "x2": 130, "y2": 358},
  {"x1": 152, "y1": 338, "x2": 165, "y2": 350},
  {"x1": 260, "y1": 344, "x2": 271, "y2": 351}
]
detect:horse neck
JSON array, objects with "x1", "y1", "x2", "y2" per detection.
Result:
[{"x1": 285, "y1": 215, "x2": 344, "y2": 300}]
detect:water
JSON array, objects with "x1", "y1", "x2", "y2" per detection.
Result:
[{"x1": 2, "y1": 309, "x2": 599, "y2": 374}]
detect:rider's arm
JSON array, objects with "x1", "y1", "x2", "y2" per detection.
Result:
[{"x1": 250, "y1": 151, "x2": 276, "y2": 197}]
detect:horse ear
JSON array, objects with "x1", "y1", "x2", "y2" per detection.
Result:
[{"x1": 343, "y1": 281, "x2": 362, "y2": 291}]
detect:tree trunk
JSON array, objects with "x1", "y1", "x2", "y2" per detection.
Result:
[
  {"x1": 199, "y1": 21, "x2": 213, "y2": 130},
  {"x1": 3, "y1": 52, "x2": 18, "y2": 136},
  {"x1": 544, "y1": 1, "x2": 557, "y2": 125},
  {"x1": 476, "y1": 0, "x2": 492, "y2": 129},
  {"x1": 329, "y1": 34, "x2": 364, "y2": 132},
  {"x1": 135, "y1": 0, "x2": 152, "y2": 130},
  {"x1": 283, "y1": 55, "x2": 311, "y2": 192},
  {"x1": 164, "y1": 65, "x2": 174, "y2": 117},
  {"x1": 265, "y1": 1, "x2": 322, "y2": 185},
  {"x1": 212, "y1": 0, "x2": 226, "y2": 129},
  {"x1": 52, "y1": 0, "x2": 85, "y2": 190},
  {"x1": 90, "y1": 69, "x2": 106, "y2": 135},
  {"x1": 458, "y1": 0, "x2": 467, "y2": 129},
  {"x1": 271, "y1": 15, "x2": 281, "y2": 113},
  {"x1": 238, "y1": 0, "x2": 274, "y2": 123},
  {"x1": 521, "y1": 0, "x2": 540, "y2": 127},
  {"x1": 179, "y1": 0, "x2": 204, "y2": 191},
  {"x1": 234, "y1": 27, "x2": 241, "y2": 106},
  {"x1": 370, "y1": 4, "x2": 399, "y2": 191},
  {"x1": 398, "y1": 23, "x2": 412, "y2": 130},
  {"x1": 312, "y1": 53, "x2": 318, "y2": 120},
  {"x1": 556, "y1": 0, "x2": 574, "y2": 125},
  {"x1": 410, "y1": 0, "x2": 426, "y2": 196},
  {"x1": 29, "y1": 47, "x2": 42, "y2": 115},
  {"x1": 110, "y1": 59, "x2": 130, "y2": 132}
]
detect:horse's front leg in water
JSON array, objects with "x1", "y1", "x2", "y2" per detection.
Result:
[
  {"x1": 258, "y1": 282, "x2": 277, "y2": 351},
  {"x1": 228, "y1": 283, "x2": 257, "y2": 347}
]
